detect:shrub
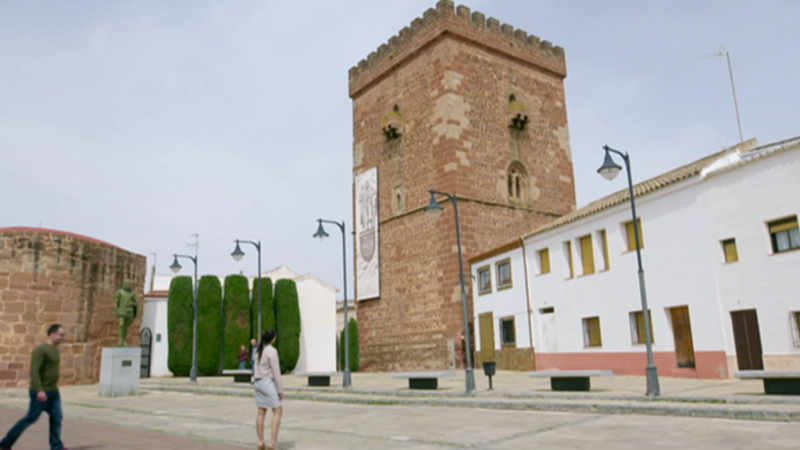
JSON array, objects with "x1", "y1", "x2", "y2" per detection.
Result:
[
  {"x1": 274, "y1": 278, "x2": 301, "y2": 374},
  {"x1": 167, "y1": 276, "x2": 193, "y2": 377},
  {"x1": 339, "y1": 318, "x2": 360, "y2": 372},
  {"x1": 197, "y1": 275, "x2": 222, "y2": 375},
  {"x1": 223, "y1": 274, "x2": 250, "y2": 370},
  {"x1": 251, "y1": 276, "x2": 274, "y2": 339}
]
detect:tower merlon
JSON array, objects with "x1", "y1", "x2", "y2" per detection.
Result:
[{"x1": 348, "y1": 0, "x2": 567, "y2": 98}]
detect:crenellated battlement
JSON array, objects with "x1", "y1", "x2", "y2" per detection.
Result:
[{"x1": 349, "y1": 0, "x2": 566, "y2": 97}]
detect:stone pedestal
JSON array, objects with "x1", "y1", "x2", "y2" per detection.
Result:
[{"x1": 99, "y1": 347, "x2": 141, "y2": 397}]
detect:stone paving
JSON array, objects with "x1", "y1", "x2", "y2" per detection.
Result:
[{"x1": 0, "y1": 371, "x2": 799, "y2": 449}]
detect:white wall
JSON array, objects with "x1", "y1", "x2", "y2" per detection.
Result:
[
  {"x1": 701, "y1": 149, "x2": 800, "y2": 359},
  {"x1": 520, "y1": 178, "x2": 725, "y2": 355},
  {"x1": 470, "y1": 143, "x2": 800, "y2": 377},
  {"x1": 140, "y1": 296, "x2": 170, "y2": 377},
  {"x1": 472, "y1": 246, "x2": 532, "y2": 352},
  {"x1": 294, "y1": 277, "x2": 337, "y2": 372}
]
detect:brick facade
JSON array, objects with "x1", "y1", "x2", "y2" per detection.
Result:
[
  {"x1": 0, "y1": 227, "x2": 146, "y2": 387},
  {"x1": 350, "y1": 1, "x2": 577, "y2": 371}
]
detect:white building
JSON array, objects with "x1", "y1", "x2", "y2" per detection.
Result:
[
  {"x1": 471, "y1": 136, "x2": 800, "y2": 379},
  {"x1": 140, "y1": 266, "x2": 338, "y2": 376},
  {"x1": 261, "y1": 266, "x2": 338, "y2": 373},
  {"x1": 139, "y1": 290, "x2": 171, "y2": 377}
]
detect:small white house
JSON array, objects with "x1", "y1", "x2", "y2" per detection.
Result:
[
  {"x1": 139, "y1": 290, "x2": 171, "y2": 377},
  {"x1": 260, "y1": 266, "x2": 338, "y2": 373},
  {"x1": 471, "y1": 136, "x2": 800, "y2": 379},
  {"x1": 141, "y1": 266, "x2": 339, "y2": 376}
]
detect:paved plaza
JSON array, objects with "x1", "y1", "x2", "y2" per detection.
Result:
[{"x1": 1, "y1": 371, "x2": 799, "y2": 449}]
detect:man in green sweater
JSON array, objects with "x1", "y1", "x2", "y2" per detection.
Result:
[{"x1": 0, "y1": 324, "x2": 69, "y2": 450}]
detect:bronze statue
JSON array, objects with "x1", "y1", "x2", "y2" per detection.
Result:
[{"x1": 114, "y1": 280, "x2": 138, "y2": 347}]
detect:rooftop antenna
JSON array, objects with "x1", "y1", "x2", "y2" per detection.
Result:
[
  {"x1": 700, "y1": 45, "x2": 744, "y2": 145},
  {"x1": 188, "y1": 233, "x2": 199, "y2": 259},
  {"x1": 149, "y1": 252, "x2": 157, "y2": 293}
]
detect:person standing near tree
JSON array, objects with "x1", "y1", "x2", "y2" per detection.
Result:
[
  {"x1": 253, "y1": 329, "x2": 284, "y2": 450},
  {"x1": 0, "y1": 324, "x2": 70, "y2": 450}
]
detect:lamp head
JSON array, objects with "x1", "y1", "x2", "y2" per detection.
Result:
[
  {"x1": 231, "y1": 241, "x2": 245, "y2": 262},
  {"x1": 313, "y1": 220, "x2": 329, "y2": 241},
  {"x1": 425, "y1": 191, "x2": 444, "y2": 219},
  {"x1": 169, "y1": 255, "x2": 182, "y2": 273},
  {"x1": 598, "y1": 146, "x2": 623, "y2": 181}
]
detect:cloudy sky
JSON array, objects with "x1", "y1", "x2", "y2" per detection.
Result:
[{"x1": 1, "y1": 0, "x2": 798, "y2": 295}]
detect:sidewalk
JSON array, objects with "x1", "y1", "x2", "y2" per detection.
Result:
[
  {"x1": 138, "y1": 370, "x2": 800, "y2": 421},
  {"x1": 0, "y1": 405, "x2": 247, "y2": 450},
  {"x1": 0, "y1": 371, "x2": 798, "y2": 450}
]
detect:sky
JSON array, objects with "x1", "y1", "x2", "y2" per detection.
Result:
[{"x1": 1, "y1": 0, "x2": 798, "y2": 297}]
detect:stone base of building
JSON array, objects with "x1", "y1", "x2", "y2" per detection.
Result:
[{"x1": 99, "y1": 347, "x2": 141, "y2": 397}]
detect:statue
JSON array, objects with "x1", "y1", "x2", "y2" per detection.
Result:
[{"x1": 114, "y1": 280, "x2": 139, "y2": 347}]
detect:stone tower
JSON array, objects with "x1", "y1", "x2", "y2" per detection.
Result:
[{"x1": 349, "y1": 1, "x2": 576, "y2": 371}]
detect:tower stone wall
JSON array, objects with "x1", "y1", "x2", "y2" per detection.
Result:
[
  {"x1": 350, "y1": 1, "x2": 577, "y2": 371},
  {"x1": 0, "y1": 227, "x2": 146, "y2": 387}
]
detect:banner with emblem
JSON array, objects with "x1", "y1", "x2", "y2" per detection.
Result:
[{"x1": 355, "y1": 167, "x2": 380, "y2": 300}]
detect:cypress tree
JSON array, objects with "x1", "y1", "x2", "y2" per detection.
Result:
[
  {"x1": 223, "y1": 274, "x2": 250, "y2": 370},
  {"x1": 251, "y1": 276, "x2": 275, "y2": 339},
  {"x1": 197, "y1": 275, "x2": 222, "y2": 375},
  {"x1": 274, "y1": 278, "x2": 301, "y2": 374},
  {"x1": 339, "y1": 318, "x2": 360, "y2": 372},
  {"x1": 167, "y1": 276, "x2": 193, "y2": 377}
]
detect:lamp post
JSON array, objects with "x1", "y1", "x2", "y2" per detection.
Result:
[
  {"x1": 170, "y1": 253, "x2": 199, "y2": 383},
  {"x1": 313, "y1": 219, "x2": 352, "y2": 389},
  {"x1": 232, "y1": 239, "x2": 263, "y2": 339},
  {"x1": 424, "y1": 190, "x2": 477, "y2": 395},
  {"x1": 598, "y1": 145, "x2": 660, "y2": 397}
]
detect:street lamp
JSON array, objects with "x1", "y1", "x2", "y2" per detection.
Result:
[
  {"x1": 598, "y1": 145, "x2": 660, "y2": 397},
  {"x1": 170, "y1": 253, "x2": 199, "y2": 383},
  {"x1": 425, "y1": 190, "x2": 477, "y2": 395},
  {"x1": 313, "y1": 219, "x2": 353, "y2": 389},
  {"x1": 231, "y1": 239, "x2": 263, "y2": 339}
]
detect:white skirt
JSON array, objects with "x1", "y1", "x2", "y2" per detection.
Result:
[{"x1": 254, "y1": 378, "x2": 282, "y2": 409}]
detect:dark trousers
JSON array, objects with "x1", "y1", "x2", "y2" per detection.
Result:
[{"x1": 0, "y1": 389, "x2": 63, "y2": 450}]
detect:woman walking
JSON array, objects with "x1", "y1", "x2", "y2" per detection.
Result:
[{"x1": 254, "y1": 329, "x2": 283, "y2": 450}]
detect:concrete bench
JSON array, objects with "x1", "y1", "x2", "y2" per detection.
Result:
[
  {"x1": 529, "y1": 370, "x2": 614, "y2": 391},
  {"x1": 392, "y1": 371, "x2": 456, "y2": 390},
  {"x1": 221, "y1": 369, "x2": 252, "y2": 383},
  {"x1": 734, "y1": 370, "x2": 800, "y2": 395},
  {"x1": 294, "y1": 372, "x2": 343, "y2": 387}
]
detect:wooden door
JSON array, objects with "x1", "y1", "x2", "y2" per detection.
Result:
[
  {"x1": 478, "y1": 312, "x2": 495, "y2": 362},
  {"x1": 670, "y1": 306, "x2": 696, "y2": 368},
  {"x1": 730, "y1": 309, "x2": 764, "y2": 371}
]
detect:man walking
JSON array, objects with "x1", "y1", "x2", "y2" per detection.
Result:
[{"x1": 0, "y1": 324, "x2": 69, "y2": 450}]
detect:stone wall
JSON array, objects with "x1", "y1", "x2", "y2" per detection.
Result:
[
  {"x1": 0, "y1": 228, "x2": 146, "y2": 387},
  {"x1": 350, "y1": 1, "x2": 576, "y2": 371}
]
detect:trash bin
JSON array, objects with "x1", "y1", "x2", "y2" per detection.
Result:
[{"x1": 482, "y1": 361, "x2": 496, "y2": 390}]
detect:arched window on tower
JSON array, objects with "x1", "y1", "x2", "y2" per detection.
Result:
[{"x1": 507, "y1": 162, "x2": 528, "y2": 201}]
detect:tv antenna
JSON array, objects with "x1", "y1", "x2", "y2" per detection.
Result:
[{"x1": 700, "y1": 45, "x2": 744, "y2": 144}]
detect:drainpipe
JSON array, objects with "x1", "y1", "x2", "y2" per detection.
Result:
[{"x1": 520, "y1": 237, "x2": 536, "y2": 368}]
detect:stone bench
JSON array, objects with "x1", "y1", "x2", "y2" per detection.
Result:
[
  {"x1": 221, "y1": 369, "x2": 252, "y2": 383},
  {"x1": 392, "y1": 371, "x2": 456, "y2": 390},
  {"x1": 294, "y1": 372, "x2": 343, "y2": 387},
  {"x1": 529, "y1": 370, "x2": 614, "y2": 391},
  {"x1": 734, "y1": 370, "x2": 800, "y2": 395}
]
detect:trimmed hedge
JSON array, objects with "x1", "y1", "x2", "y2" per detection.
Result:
[
  {"x1": 339, "y1": 318, "x2": 360, "y2": 372},
  {"x1": 251, "y1": 276, "x2": 274, "y2": 339},
  {"x1": 197, "y1": 275, "x2": 222, "y2": 375},
  {"x1": 167, "y1": 276, "x2": 193, "y2": 377},
  {"x1": 223, "y1": 275, "x2": 250, "y2": 370},
  {"x1": 274, "y1": 278, "x2": 301, "y2": 374}
]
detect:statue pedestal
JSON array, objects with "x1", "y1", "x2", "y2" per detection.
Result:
[{"x1": 99, "y1": 347, "x2": 141, "y2": 397}]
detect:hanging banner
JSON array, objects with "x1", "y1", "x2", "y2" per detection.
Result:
[{"x1": 355, "y1": 167, "x2": 380, "y2": 300}]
